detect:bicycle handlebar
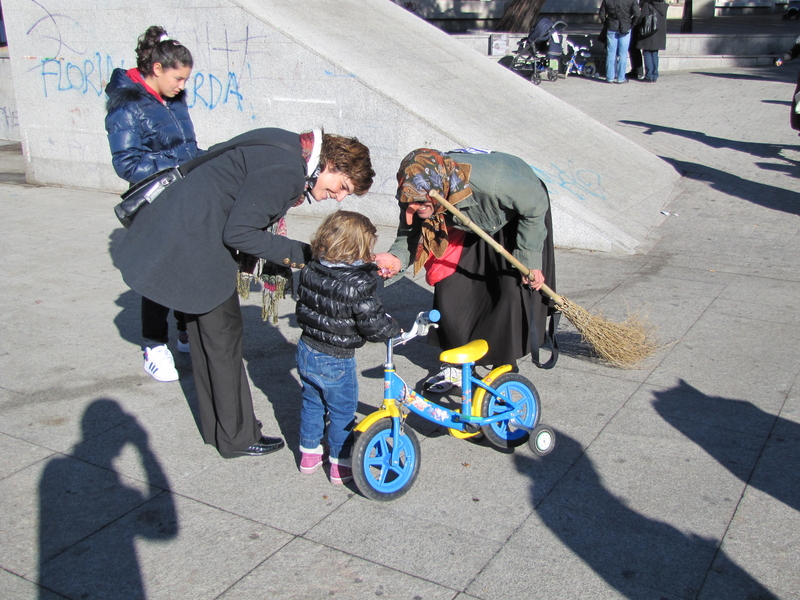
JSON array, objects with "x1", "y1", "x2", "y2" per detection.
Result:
[{"x1": 393, "y1": 310, "x2": 440, "y2": 346}]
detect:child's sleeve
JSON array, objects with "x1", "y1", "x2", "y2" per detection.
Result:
[{"x1": 352, "y1": 279, "x2": 401, "y2": 342}]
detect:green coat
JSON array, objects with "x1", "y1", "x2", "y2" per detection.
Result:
[{"x1": 387, "y1": 151, "x2": 550, "y2": 273}]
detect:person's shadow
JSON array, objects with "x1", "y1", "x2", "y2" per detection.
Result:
[
  {"x1": 38, "y1": 399, "x2": 177, "y2": 599},
  {"x1": 653, "y1": 379, "x2": 800, "y2": 513},
  {"x1": 514, "y1": 432, "x2": 777, "y2": 599}
]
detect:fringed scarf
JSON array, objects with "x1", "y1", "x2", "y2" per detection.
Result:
[
  {"x1": 237, "y1": 129, "x2": 321, "y2": 323},
  {"x1": 396, "y1": 149, "x2": 473, "y2": 275}
]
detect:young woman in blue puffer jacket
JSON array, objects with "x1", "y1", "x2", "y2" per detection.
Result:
[{"x1": 105, "y1": 25, "x2": 204, "y2": 383}]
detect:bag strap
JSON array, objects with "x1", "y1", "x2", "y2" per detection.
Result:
[
  {"x1": 532, "y1": 311, "x2": 560, "y2": 370},
  {"x1": 177, "y1": 137, "x2": 303, "y2": 177}
]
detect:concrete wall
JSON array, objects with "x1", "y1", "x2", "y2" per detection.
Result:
[
  {"x1": 0, "y1": 51, "x2": 20, "y2": 142},
  {"x1": 2, "y1": 0, "x2": 681, "y2": 256}
]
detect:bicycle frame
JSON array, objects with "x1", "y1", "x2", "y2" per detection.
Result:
[{"x1": 354, "y1": 322, "x2": 527, "y2": 465}]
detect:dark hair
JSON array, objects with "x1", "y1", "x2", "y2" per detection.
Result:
[
  {"x1": 135, "y1": 25, "x2": 193, "y2": 77},
  {"x1": 310, "y1": 211, "x2": 377, "y2": 264},
  {"x1": 320, "y1": 134, "x2": 375, "y2": 196}
]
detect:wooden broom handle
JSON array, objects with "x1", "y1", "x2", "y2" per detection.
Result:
[{"x1": 429, "y1": 190, "x2": 564, "y2": 306}]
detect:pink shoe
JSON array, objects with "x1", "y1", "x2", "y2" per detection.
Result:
[
  {"x1": 299, "y1": 445, "x2": 327, "y2": 474},
  {"x1": 329, "y1": 458, "x2": 353, "y2": 485}
]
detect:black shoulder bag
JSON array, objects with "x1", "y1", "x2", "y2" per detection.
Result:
[
  {"x1": 639, "y1": 2, "x2": 658, "y2": 37},
  {"x1": 113, "y1": 138, "x2": 300, "y2": 228}
]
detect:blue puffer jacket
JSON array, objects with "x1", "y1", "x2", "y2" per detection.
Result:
[{"x1": 105, "y1": 68, "x2": 203, "y2": 184}]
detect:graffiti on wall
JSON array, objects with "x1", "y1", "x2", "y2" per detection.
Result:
[
  {"x1": 1, "y1": 106, "x2": 19, "y2": 130},
  {"x1": 23, "y1": 0, "x2": 248, "y2": 112},
  {"x1": 38, "y1": 54, "x2": 244, "y2": 111},
  {"x1": 530, "y1": 160, "x2": 607, "y2": 203}
]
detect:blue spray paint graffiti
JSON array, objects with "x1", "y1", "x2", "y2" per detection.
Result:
[
  {"x1": 1, "y1": 106, "x2": 19, "y2": 130},
  {"x1": 530, "y1": 160, "x2": 607, "y2": 202},
  {"x1": 189, "y1": 72, "x2": 243, "y2": 111},
  {"x1": 39, "y1": 54, "x2": 244, "y2": 111},
  {"x1": 40, "y1": 53, "x2": 121, "y2": 97}
]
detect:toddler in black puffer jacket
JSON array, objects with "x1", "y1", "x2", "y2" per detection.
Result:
[{"x1": 295, "y1": 211, "x2": 400, "y2": 484}]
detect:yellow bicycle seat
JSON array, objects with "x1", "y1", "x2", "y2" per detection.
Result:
[{"x1": 439, "y1": 339, "x2": 489, "y2": 364}]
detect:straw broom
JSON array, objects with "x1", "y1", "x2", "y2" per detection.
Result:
[{"x1": 429, "y1": 191, "x2": 659, "y2": 367}]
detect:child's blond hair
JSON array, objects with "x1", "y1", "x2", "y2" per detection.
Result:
[{"x1": 310, "y1": 211, "x2": 377, "y2": 264}]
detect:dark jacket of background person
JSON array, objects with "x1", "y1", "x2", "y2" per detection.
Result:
[
  {"x1": 114, "y1": 128, "x2": 312, "y2": 315},
  {"x1": 599, "y1": 0, "x2": 641, "y2": 34},
  {"x1": 636, "y1": 1, "x2": 668, "y2": 51},
  {"x1": 779, "y1": 35, "x2": 800, "y2": 131},
  {"x1": 105, "y1": 68, "x2": 202, "y2": 184},
  {"x1": 295, "y1": 261, "x2": 400, "y2": 359}
]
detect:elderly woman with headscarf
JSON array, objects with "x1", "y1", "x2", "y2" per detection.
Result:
[{"x1": 374, "y1": 148, "x2": 557, "y2": 393}]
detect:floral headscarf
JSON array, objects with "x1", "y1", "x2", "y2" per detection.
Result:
[{"x1": 396, "y1": 149, "x2": 473, "y2": 274}]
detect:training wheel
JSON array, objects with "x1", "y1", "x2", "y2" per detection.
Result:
[{"x1": 529, "y1": 425, "x2": 555, "y2": 456}]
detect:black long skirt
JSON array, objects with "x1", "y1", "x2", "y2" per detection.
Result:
[{"x1": 428, "y1": 207, "x2": 556, "y2": 367}]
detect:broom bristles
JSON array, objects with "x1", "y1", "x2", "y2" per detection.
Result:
[{"x1": 557, "y1": 296, "x2": 659, "y2": 368}]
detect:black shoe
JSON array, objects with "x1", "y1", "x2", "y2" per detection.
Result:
[{"x1": 221, "y1": 436, "x2": 284, "y2": 458}]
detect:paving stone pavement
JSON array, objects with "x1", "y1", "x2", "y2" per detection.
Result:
[{"x1": 1, "y1": 60, "x2": 799, "y2": 599}]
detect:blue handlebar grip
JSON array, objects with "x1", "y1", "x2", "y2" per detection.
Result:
[{"x1": 428, "y1": 309, "x2": 440, "y2": 322}]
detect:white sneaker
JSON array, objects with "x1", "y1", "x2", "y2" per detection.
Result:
[
  {"x1": 143, "y1": 345, "x2": 179, "y2": 382},
  {"x1": 424, "y1": 365, "x2": 462, "y2": 394},
  {"x1": 177, "y1": 330, "x2": 190, "y2": 353}
]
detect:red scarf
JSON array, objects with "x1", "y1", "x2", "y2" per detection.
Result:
[{"x1": 126, "y1": 68, "x2": 164, "y2": 104}]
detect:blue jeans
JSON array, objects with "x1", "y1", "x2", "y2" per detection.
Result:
[
  {"x1": 606, "y1": 30, "x2": 632, "y2": 82},
  {"x1": 296, "y1": 338, "x2": 358, "y2": 459},
  {"x1": 643, "y1": 50, "x2": 659, "y2": 81}
]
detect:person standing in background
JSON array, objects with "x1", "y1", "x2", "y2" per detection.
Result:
[
  {"x1": 105, "y1": 25, "x2": 204, "y2": 382},
  {"x1": 775, "y1": 34, "x2": 800, "y2": 133},
  {"x1": 637, "y1": 0, "x2": 669, "y2": 82},
  {"x1": 599, "y1": 0, "x2": 641, "y2": 84}
]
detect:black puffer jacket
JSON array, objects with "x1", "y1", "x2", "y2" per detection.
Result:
[
  {"x1": 105, "y1": 68, "x2": 202, "y2": 184},
  {"x1": 600, "y1": 0, "x2": 641, "y2": 35},
  {"x1": 296, "y1": 260, "x2": 400, "y2": 358}
]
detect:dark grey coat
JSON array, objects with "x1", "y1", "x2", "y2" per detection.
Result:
[
  {"x1": 599, "y1": 0, "x2": 641, "y2": 34},
  {"x1": 636, "y1": 1, "x2": 668, "y2": 51},
  {"x1": 114, "y1": 128, "x2": 313, "y2": 314}
]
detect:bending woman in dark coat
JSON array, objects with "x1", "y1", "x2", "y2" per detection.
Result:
[
  {"x1": 114, "y1": 127, "x2": 374, "y2": 459},
  {"x1": 375, "y1": 148, "x2": 557, "y2": 393},
  {"x1": 105, "y1": 25, "x2": 204, "y2": 382}
]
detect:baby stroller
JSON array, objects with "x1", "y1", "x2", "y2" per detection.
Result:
[{"x1": 506, "y1": 18, "x2": 566, "y2": 85}]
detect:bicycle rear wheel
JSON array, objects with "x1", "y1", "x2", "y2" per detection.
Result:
[{"x1": 481, "y1": 373, "x2": 540, "y2": 449}]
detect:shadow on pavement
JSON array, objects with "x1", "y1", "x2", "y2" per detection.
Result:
[
  {"x1": 620, "y1": 120, "x2": 800, "y2": 167},
  {"x1": 661, "y1": 157, "x2": 800, "y2": 215},
  {"x1": 690, "y1": 70, "x2": 798, "y2": 84},
  {"x1": 653, "y1": 379, "x2": 800, "y2": 513},
  {"x1": 38, "y1": 399, "x2": 177, "y2": 599},
  {"x1": 514, "y1": 432, "x2": 778, "y2": 599}
]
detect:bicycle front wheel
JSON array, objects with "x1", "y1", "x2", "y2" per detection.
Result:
[
  {"x1": 352, "y1": 418, "x2": 420, "y2": 501},
  {"x1": 481, "y1": 373, "x2": 540, "y2": 449}
]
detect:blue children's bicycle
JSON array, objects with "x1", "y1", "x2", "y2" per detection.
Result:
[{"x1": 352, "y1": 310, "x2": 555, "y2": 501}]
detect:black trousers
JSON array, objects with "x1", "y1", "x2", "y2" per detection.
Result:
[
  {"x1": 141, "y1": 296, "x2": 186, "y2": 346},
  {"x1": 184, "y1": 292, "x2": 260, "y2": 456}
]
